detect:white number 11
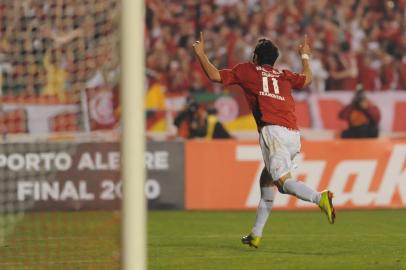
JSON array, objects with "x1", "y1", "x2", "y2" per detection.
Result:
[{"x1": 262, "y1": 77, "x2": 280, "y2": 94}]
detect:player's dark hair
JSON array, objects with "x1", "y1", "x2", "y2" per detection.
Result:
[{"x1": 253, "y1": 38, "x2": 279, "y2": 66}]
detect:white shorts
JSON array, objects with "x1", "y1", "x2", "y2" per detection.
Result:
[{"x1": 259, "y1": 125, "x2": 301, "y2": 181}]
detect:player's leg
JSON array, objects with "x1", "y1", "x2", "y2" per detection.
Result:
[
  {"x1": 275, "y1": 173, "x2": 320, "y2": 204},
  {"x1": 241, "y1": 131, "x2": 276, "y2": 248},
  {"x1": 242, "y1": 168, "x2": 275, "y2": 248},
  {"x1": 275, "y1": 175, "x2": 335, "y2": 224},
  {"x1": 263, "y1": 125, "x2": 335, "y2": 224},
  {"x1": 252, "y1": 168, "x2": 275, "y2": 237}
]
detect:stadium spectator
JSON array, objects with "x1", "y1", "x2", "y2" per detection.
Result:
[
  {"x1": 326, "y1": 42, "x2": 359, "y2": 91},
  {"x1": 145, "y1": 77, "x2": 166, "y2": 111},
  {"x1": 309, "y1": 48, "x2": 329, "y2": 93},
  {"x1": 380, "y1": 52, "x2": 399, "y2": 91},
  {"x1": 339, "y1": 85, "x2": 381, "y2": 138},
  {"x1": 0, "y1": 52, "x2": 13, "y2": 96},
  {"x1": 42, "y1": 48, "x2": 67, "y2": 100},
  {"x1": 357, "y1": 52, "x2": 381, "y2": 91}
]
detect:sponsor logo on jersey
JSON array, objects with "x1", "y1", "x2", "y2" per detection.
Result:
[{"x1": 259, "y1": 91, "x2": 285, "y2": 101}]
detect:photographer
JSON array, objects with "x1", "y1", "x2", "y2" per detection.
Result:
[
  {"x1": 339, "y1": 85, "x2": 381, "y2": 138},
  {"x1": 174, "y1": 98, "x2": 207, "y2": 139}
]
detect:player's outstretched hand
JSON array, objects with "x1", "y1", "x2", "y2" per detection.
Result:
[
  {"x1": 193, "y1": 32, "x2": 205, "y2": 56},
  {"x1": 298, "y1": 35, "x2": 311, "y2": 56}
]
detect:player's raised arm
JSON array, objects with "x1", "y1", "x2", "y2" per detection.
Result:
[
  {"x1": 193, "y1": 32, "x2": 221, "y2": 83},
  {"x1": 298, "y1": 35, "x2": 312, "y2": 87}
]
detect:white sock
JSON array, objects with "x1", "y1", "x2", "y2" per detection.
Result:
[
  {"x1": 283, "y1": 178, "x2": 321, "y2": 204},
  {"x1": 251, "y1": 186, "x2": 275, "y2": 237}
]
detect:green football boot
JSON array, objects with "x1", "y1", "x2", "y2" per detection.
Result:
[
  {"x1": 319, "y1": 190, "x2": 336, "y2": 224},
  {"x1": 241, "y1": 233, "x2": 261, "y2": 248}
]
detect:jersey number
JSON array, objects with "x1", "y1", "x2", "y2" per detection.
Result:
[{"x1": 262, "y1": 77, "x2": 280, "y2": 94}]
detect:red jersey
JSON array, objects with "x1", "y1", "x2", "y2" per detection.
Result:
[{"x1": 219, "y1": 62, "x2": 306, "y2": 130}]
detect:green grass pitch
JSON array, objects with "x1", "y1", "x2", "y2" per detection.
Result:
[
  {"x1": 1, "y1": 209, "x2": 405, "y2": 269},
  {"x1": 148, "y1": 210, "x2": 406, "y2": 270},
  {"x1": 0, "y1": 211, "x2": 121, "y2": 270}
]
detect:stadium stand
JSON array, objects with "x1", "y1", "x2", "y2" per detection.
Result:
[
  {"x1": 146, "y1": 0, "x2": 405, "y2": 94},
  {"x1": 145, "y1": 0, "x2": 406, "y2": 139},
  {"x1": 0, "y1": 0, "x2": 404, "y2": 139},
  {"x1": 0, "y1": 0, "x2": 120, "y2": 137}
]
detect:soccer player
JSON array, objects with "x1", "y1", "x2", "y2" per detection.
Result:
[{"x1": 193, "y1": 32, "x2": 335, "y2": 248}]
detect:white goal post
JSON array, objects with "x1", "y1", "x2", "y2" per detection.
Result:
[{"x1": 121, "y1": 0, "x2": 146, "y2": 270}]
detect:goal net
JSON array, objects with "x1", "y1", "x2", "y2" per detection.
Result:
[{"x1": 0, "y1": 0, "x2": 122, "y2": 269}]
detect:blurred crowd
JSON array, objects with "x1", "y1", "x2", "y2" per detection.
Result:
[
  {"x1": 146, "y1": 0, "x2": 406, "y2": 98},
  {"x1": 0, "y1": 0, "x2": 120, "y2": 100}
]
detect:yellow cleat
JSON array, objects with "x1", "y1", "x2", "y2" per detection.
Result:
[
  {"x1": 319, "y1": 190, "x2": 336, "y2": 224},
  {"x1": 241, "y1": 233, "x2": 261, "y2": 248}
]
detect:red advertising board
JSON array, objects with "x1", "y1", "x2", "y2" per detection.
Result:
[{"x1": 186, "y1": 139, "x2": 406, "y2": 210}]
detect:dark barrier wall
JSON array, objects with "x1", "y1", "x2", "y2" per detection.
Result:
[
  {"x1": 146, "y1": 141, "x2": 184, "y2": 209},
  {"x1": 0, "y1": 141, "x2": 184, "y2": 212},
  {"x1": 0, "y1": 143, "x2": 121, "y2": 211}
]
